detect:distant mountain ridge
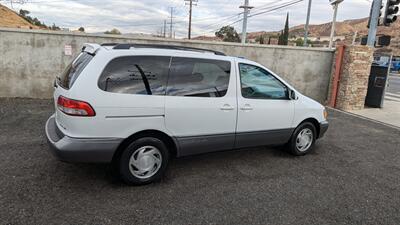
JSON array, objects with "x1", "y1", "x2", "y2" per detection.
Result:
[{"x1": 194, "y1": 17, "x2": 400, "y2": 55}]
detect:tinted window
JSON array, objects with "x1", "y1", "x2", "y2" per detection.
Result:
[
  {"x1": 59, "y1": 52, "x2": 93, "y2": 89},
  {"x1": 167, "y1": 57, "x2": 231, "y2": 97},
  {"x1": 239, "y1": 63, "x2": 288, "y2": 99},
  {"x1": 98, "y1": 56, "x2": 170, "y2": 95}
]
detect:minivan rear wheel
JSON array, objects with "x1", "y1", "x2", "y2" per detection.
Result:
[
  {"x1": 287, "y1": 122, "x2": 316, "y2": 156},
  {"x1": 118, "y1": 137, "x2": 169, "y2": 185}
]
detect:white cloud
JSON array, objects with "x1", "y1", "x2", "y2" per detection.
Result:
[{"x1": 3, "y1": 0, "x2": 372, "y2": 37}]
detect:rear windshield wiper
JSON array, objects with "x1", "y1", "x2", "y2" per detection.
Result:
[{"x1": 54, "y1": 76, "x2": 61, "y2": 87}]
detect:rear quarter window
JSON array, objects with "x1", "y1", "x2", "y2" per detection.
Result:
[
  {"x1": 98, "y1": 56, "x2": 170, "y2": 95},
  {"x1": 59, "y1": 52, "x2": 93, "y2": 89}
]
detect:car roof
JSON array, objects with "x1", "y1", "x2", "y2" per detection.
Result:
[{"x1": 83, "y1": 43, "x2": 245, "y2": 62}]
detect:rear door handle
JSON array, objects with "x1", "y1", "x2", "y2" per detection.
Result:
[
  {"x1": 240, "y1": 104, "x2": 253, "y2": 111},
  {"x1": 220, "y1": 104, "x2": 235, "y2": 111}
]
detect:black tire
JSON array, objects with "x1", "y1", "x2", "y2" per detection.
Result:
[
  {"x1": 118, "y1": 137, "x2": 169, "y2": 185},
  {"x1": 287, "y1": 122, "x2": 317, "y2": 156}
]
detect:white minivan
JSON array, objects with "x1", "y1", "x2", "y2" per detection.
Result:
[{"x1": 45, "y1": 43, "x2": 328, "y2": 185}]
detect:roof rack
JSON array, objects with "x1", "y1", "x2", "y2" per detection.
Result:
[
  {"x1": 101, "y1": 43, "x2": 120, "y2": 46},
  {"x1": 102, "y1": 43, "x2": 226, "y2": 56}
]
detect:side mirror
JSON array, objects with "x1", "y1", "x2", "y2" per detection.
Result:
[{"x1": 289, "y1": 89, "x2": 298, "y2": 100}]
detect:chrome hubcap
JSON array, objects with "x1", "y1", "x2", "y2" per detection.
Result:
[
  {"x1": 129, "y1": 146, "x2": 162, "y2": 179},
  {"x1": 296, "y1": 128, "x2": 313, "y2": 152}
]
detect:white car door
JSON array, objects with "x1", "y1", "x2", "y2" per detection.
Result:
[
  {"x1": 165, "y1": 56, "x2": 237, "y2": 156},
  {"x1": 235, "y1": 60, "x2": 295, "y2": 148}
]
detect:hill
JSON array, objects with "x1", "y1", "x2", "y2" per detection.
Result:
[
  {"x1": 0, "y1": 4, "x2": 39, "y2": 29},
  {"x1": 195, "y1": 17, "x2": 400, "y2": 55},
  {"x1": 289, "y1": 17, "x2": 400, "y2": 38}
]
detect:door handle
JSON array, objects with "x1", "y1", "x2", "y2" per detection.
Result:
[
  {"x1": 240, "y1": 104, "x2": 253, "y2": 111},
  {"x1": 220, "y1": 104, "x2": 235, "y2": 111}
]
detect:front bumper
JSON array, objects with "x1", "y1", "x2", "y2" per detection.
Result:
[
  {"x1": 45, "y1": 114, "x2": 122, "y2": 163},
  {"x1": 318, "y1": 121, "x2": 329, "y2": 138}
]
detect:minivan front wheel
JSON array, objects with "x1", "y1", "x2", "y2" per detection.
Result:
[
  {"x1": 118, "y1": 137, "x2": 169, "y2": 185},
  {"x1": 287, "y1": 122, "x2": 316, "y2": 156}
]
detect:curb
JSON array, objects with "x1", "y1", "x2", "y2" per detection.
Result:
[{"x1": 326, "y1": 106, "x2": 400, "y2": 131}]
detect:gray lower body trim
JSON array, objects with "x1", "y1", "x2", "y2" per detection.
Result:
[
  {"x1": 176, "y1": 128, "x2": 294, "y2": 157},
  {"x1": 319, "y1": 121, "x2": 329, "y2": 138},
  {"x1": 45, "y1": 115, "x2": 122, "y2": 163},
  {"x1": 176, "y1": 133, "x2": 235, "y2": 157},
  {"x1": 234, "y1": 128, "x2": 294, "y2": 149}
]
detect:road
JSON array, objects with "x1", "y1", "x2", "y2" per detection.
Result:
[
  {"x1": 386, "y1": 74, "x2": 400, "y2": 102},
  {"x1": 1, "y1": 98, "x2": 400, "y2": 225}
]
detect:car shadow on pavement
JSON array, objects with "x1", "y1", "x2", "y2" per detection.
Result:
[{"x1": 47, "y1": 145, "x2": 302, "y2": 186}]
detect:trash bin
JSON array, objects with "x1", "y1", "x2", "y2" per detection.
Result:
[{"x1": 365, "y1": 65, "x2": 389, "y2": 108}]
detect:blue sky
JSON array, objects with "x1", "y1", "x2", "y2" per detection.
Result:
[{"x1": 2, "y1": 0, "x2": 372, "y2": 37}]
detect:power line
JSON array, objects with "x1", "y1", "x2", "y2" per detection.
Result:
[
  {"x1": 249, "y1": 0, "x2": 304, "y2": 18},
  {"x1": 197, "y1": 13, "x2": 241, "y2": 30},
  {"x1": 203, "y1": 0, "x2": 304, "y2": 35},
  {"x1": 250, "y1": 0, "x2": 293, "y2": 13}
]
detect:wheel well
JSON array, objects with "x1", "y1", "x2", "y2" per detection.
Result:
[
  {"x1": 112, "y1": 130, "x2": 178, "y2": 163},
  {"x1": 300, "y1": 118, "x2": 320, "y2": 138}
]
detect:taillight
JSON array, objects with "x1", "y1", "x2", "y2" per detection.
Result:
[{"x1": 57, "y1": 96, "x2": 96, "y2": 117}]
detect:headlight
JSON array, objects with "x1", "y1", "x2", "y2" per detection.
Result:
[{"x1": 323, "y1": 108, "x2": 328, "y2": 120}]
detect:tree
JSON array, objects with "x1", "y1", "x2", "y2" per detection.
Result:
[
  {"x1": 19, "y1": 9, "x2": 29, "y2": 17},
  {"x1": 278, "y1": 13, "x2": 290, "y2": 45},
  {"x1": 259, "y1": 35, "x2": 265, "y2": 44},
  {"x1": 104, "y1": 28, "x2": 121, "y2": 35},
  {"x1": 295, "y1": 38, "x2": 312, "y2": 46},
  {"x1": 78, "y1": 27, "x2": 85, "y2": 32},
  {"x1": 267, "y1": 36, "x2": 271, "y2": 45},
  {"x1": 18, "y1": 8, "x2": 60, "y2": 30},
  {"x1": 278, "y1": 30, "x2": 284, "y2": 45},
  {"x1": 215, "y1": 26, "x2": 241, "y2": 43},
  {"x1": 283, "y1": 13, "x2": 289, "y2": 45},
  {"x1": 255, "y1": 34, "x2": 265, "y2": 44},
  {"x1": 50, "y1": 23, "x2": 60, "y2": 30}
]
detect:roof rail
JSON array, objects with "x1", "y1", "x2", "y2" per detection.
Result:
[
  {"x1": 108, "y1": 43, "x2": 226, "y2": 56},
  {"x1": 101, "y1": 43, "x2": 120, "y2": 46}
]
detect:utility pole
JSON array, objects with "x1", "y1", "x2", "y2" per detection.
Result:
[
  {"x1": 168, "y1": 7, "x2": 175, "y2": 38},
  {"x1": 328, "y1": 0, "x2": 344, "y2": 49},
  {"x1": 303, "y1": 0, "x2": 312, "y2": 46},
  {"x1": 240, "y1": 0, "x2": 253, "y2": 44},
  {"x1": 185, "y1": 0, "x2": 197, "y2": 39},
  {"x1": 163, "y1": 20, "x2": 167, "y2": 38},
  {"x1": 367, "y1": 0, "x2": 383, "y2": 46}
]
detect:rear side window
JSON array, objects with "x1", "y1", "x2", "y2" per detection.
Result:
[
  {"x1": 167, "y1": 57, "x2": 231, "y2": 97},
  {"x1": 98, "y1": 56, "x2": 170, "y2": 95},
  {"x1": 59, "y1": 52, "x2": 93, "y2": 89}
]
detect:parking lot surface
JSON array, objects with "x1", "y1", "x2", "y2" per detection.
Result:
[{"x1": 1, "y1": 98, "x2": 400, "y2": 225}]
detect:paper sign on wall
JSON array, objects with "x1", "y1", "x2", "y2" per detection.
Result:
[{"x1": 64, "y1": 45, "x2": 72, "y2": 56}]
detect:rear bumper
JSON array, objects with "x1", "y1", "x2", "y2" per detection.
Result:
[
  {"x1": 45, "y1": 114, "x2": 122, "y2": 163},
  {"x1": 319, "y1": 121, "x2": 329, "y2": 138}
]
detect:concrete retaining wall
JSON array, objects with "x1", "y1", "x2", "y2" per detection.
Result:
[{"x1": 0, "y1": 28, "x2": 334, "y2": 102}]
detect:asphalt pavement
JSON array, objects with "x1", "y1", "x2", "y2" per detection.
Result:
[
  {"x1": 386, "y1": 74, "x2": 400, "y2": 101},
  {"x1": 1, "y1": 98, "x2": 400, "y2": 225}
]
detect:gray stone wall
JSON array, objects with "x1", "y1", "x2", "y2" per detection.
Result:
[{"x1": 0, "y1": 28, "x2": 334, "y2": 102}]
